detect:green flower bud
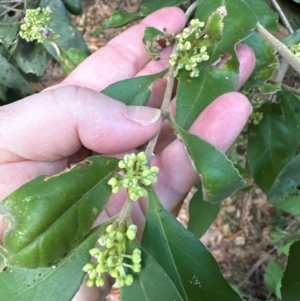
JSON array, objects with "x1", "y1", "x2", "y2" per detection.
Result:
[
  {"x1": 132, "y1": 249, "x2": 142, "y2": 263},
  {"x1": 116, "y1": 231, "x2": 124, "y2": 242},
  {"x1": 96, "y1": 263, "x2": 107, "y2": 273},
  {"x1": 109, "y1": 268, "x2": 119, "y2": 278},
  {"x1": 83, "y1": 263, "x2": 94, "y2": 272},
  {"x1": 89, "y1": 248, "x2": 101, "y2": 257},
  {"x1": 86, "y1": 278, "x2": 95, "y2": 287},
  {"x1": 107, "y1": 256, "x2": 118, "y2": 267},
  {"x1": 118, "y1": 160, "x2": 126, "y2": 168},
  {"x1": 88, "y1": 269, "x2": 97, "y2": 280},
  {"x1": 96, "y1": 276, "x2": 105, "y2": 287},
  {"x1": 126, "y1": 224, "x2": 137, "y2": 240},
  {"x1": 116, "y1": 276, "x2": 125, "y2": 287},
  {"x1": 125, "y1": 274, "x2": 134, "y2": 286},
  {"x1": 106, "y1": 237, "x2": 115, "y2": 249},
  {"x1": 108, "y1": 177, "x2": 118, "y2": 186},
  {"x1": 132, "y1": 263, "x2": 141, "y2": 273}
]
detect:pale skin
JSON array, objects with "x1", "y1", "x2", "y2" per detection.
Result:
[{"x1": 0, "y1": 7, "x2": 255, "y2": 301}]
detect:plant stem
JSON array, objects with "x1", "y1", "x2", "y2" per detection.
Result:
[
  {"x1": 185, "y1": 0, "x2": 200, "y2": 20},
  {"x1": 270, "y1": 0, "x2": 293, "y2": 33},
  {"x1": 256, "y1": 22, "x2": 300, "y2": 74},
  {"x1": 116, "y1": 197, "x2": 133, "y2": 224},
  {"x1": 144, "y1": 64, "x2": 177, "y2": 162}
]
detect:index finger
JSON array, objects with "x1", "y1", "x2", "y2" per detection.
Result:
[{"x1": 59, "y1": 7, "x2": 186, "y2": 91}]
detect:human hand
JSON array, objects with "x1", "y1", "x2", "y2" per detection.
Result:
[{"x1": 0, "y1": 7, "x2": 255, "y2": 301}]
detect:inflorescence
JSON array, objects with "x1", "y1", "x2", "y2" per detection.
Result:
[
  {"x1": 83, "y1": 222, "x2": 141, "y2": 288},
  {"x1": 19, "y1": 7, "x2": 51, "y2": 43},
  {"x1": 169, "y1": 19, "x2": 210, "y2": 78},
  {"x1": 289, "y1": 43, "x2": 300, "y2": 58},
  {"x1": 108, "y1": 152, "x2": 159, "y2": 202}
]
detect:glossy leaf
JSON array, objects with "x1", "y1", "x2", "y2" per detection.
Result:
[
  {"x1": 0, "y1": 222, "x2": 109, "y2": 301},
  {"x1": 92, "y1": 10, "x2": 143, "y2": 36},
  {"x1": 176, "y1": 0, "x2": 257, "y2": 129},
  {"x1": 102, "y1": 70, "x2": 167, "y2": 106},
  {"x1": 121, "y1": 241, "x2": 184, "y2": 301},
  {"x1": 258, "y1": 83, "x2": 281, "y2": 94},
  {"x1": 264, "y1": 259, "x2": 283, "y2": 299},
  {"x1": 40, "y1": 0, "x2": 89, "y2": 56},
  {"x1": 243, "y1": 32, "x2": 279, "y2": 86},
  {"x1": 279, "y1": 91, "x2": 300, "y2": 142},
  {"x1": 275, "y1": 197, "x2": 300, "y2": 221},
  {"x1": 188, "y1": 182, "x2": 221, "y2": 238},
  {"x1": 14, "y1": 41, "x2": 47, "y2": 77},
  {"x1": 247, "y1": 104, "x2": 297, "y2": 193},
  {"x1": 0, "y1": 56, "x2": 33, "y2": 95},
  {"x1": 173, "y1": 123, "x2": 245, "y2": 203},
  {"x1": 0, "y1": 156, "x2": 118, "y2": 269},
  {"x1": 141, "y1": 188, "x2": 242, "y2": 300},
  {"x1": 267, "y1": 153, "x2": 300, "y2": 203},
  {"x1": 281, "y1": 240, "x2": 300, "y2": 301},
  {"x1": 139, "y1": 0, "x2": 188, "y2": 15}
]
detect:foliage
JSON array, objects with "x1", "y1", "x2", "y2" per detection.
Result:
[
  {"x1": 0, "y1": 0, "x2": 89, "y2": 104},
  {"x1": 1, "y1": 0, "x2": 300, "y2": 300}
]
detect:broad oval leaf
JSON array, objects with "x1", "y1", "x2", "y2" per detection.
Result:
[
  {"x1": 175, "y1": 0, "x2": 257, "y2": 129},
  {"x1": 279, "y1": 91, "x2": 300, "y2": 143},
  {"x1": 247, "y1": 105, "x2": 297, "y2": 194},
  {"x1": 14, "y1": 41, "x2": 47, "y2": 77},
  {"x1": 173, "y1": 123, "x2": 245, "y2": 203},
  {"x1": 101, "y1": 70, "x2": 167, "y2": 106},
  {"x1": 0, "y1": 222, "x2": 110, "y2": 301},
  {"x1": 141, "y1": 187, "x2": 242, "y2": 300},
  {"x1": 268, "y1": 153, "x2": 300, "y2": 203},
  {"x1": 281, "y1": 240, "x2": 300, "y2": 301},
  {"x1": 0, "y1": 156, "x2": 118, "y2": 269},
  {"x1": 0, "y1": 56, "x2": 33, "y2": 95},
  {"x1": 264, "y1": 259, "x2": 283, "y2": 299},
  {"x1": 188, "y1": 183, "x2": 221, "y2": 238},
  {"x1": 121, "y1": 242, "x2": 184, "y2": 301}
]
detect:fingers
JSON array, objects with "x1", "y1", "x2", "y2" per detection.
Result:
[
  {"x1": 0, "y1": 85, "x2": 162, "y2": 163},
  {"x1": 59, "y1": 8, "x2": 186, "y2": 91}
]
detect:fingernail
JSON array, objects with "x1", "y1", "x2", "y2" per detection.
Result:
[{"x1": 126, "y1": 106, "x2": 161, "y2": 124}]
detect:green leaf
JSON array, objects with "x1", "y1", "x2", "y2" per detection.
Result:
[
  {"x1": 0, "y1": 222, "x2": 109, "y2": 301},
  {"x1": 275, "y1": 197, "x2": 300, "y2": 221},
  {"x1": 281, "y1": 240, "x2": 300, "y2": 301},
  {"x1": 247, "y1": 104, "x2": 297, "y2": 193},
  {"x1": 139, "y1": 0, "x2": 188, "y2": 15},
  {"x1": 205, "y1": 6, "x2": 227, "y2": 42},
  {"x1": 247, "y1": 0, "x2": 279, "y2": 31},
  {"x1": 0, "y1": 156, "x2": 118, "y2": 269},
  {"x1": 243, "y1": 32, "x2": 279, "y2": 86},
  {"x1": 121, "y1": 241, "x2": 184, "y2": 301},
  {"x1": 141, "y1": 188, "x2": 242, "y2": 300},
  {"x1": 40, "y1": 0, "x2": 89, "y2": 56},
  {"x1": 258, "y1": 83, "x2": 282, "y2": 94},
  {"x1": 101, "y1": 70, "x2": 167, "y2": 105},
  {"x1": 279, "y1": 91, "x2": 300, "y2": 142},
  {"x1": 58, "y1": 47, "x2": 88, "y2": 74},
  {"x1": 0, "y1": 56, "x2": 33, "y2": 95},
  {"x1": 172, "y1": 122, "x2": 245, "y2": 203},
  {"x1": 276, "y1": 0, "x2": 300, "y2": 30},
  {"x1": 92, "y1": 10, "x2": 143, "y2": 36},
  {"x1": 268, "y1": 153, "x2": 300, "y2": 203},
  {"x1": 14, "y1": 41, "x2": 47, "y2": 77},
  {"x1": 142, "y1": 27, "x2": 164, "y2": 61},
  {"x1": 175, "y1": 0, "x2": 257, "y2": 129},
  {"x1": 61, "y1": 0, "x2": 82, "y2": 15},
  {"x1": 264, "y1": 259, "x2": 283, "y2": 299},
  {"x1": 188, "y1": 182, "x2": 221, "y2": 237},
  {"x1": 282, "y1": 28, "x2": 300, "y2": 46},
  {"x1": 0, "y1": 16, "x2": 19, "y2": 44}
]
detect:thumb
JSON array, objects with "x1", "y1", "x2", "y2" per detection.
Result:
[{"x1": 0, "y1": 85, "x2": 162, "y2": 163}]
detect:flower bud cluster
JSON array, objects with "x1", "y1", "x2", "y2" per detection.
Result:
[
  {"x1": 19, "y1": 8, "x2": 51, "y2": 43},
  {"x1": 242, "y1": 88, "x2": 264, "y2": 125},
  {"x1": 83, "y1": 222, "x2": 142, "y2": 288},
  {"x1": 169, "y1": 19, "x2": 210, "y2": 78},
  {"x1": 108, "y1": 152, "x2": 159, "y2": 202},
  {"x1": 289, "y1": 43, "x2": 300, "y2": 58}
]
